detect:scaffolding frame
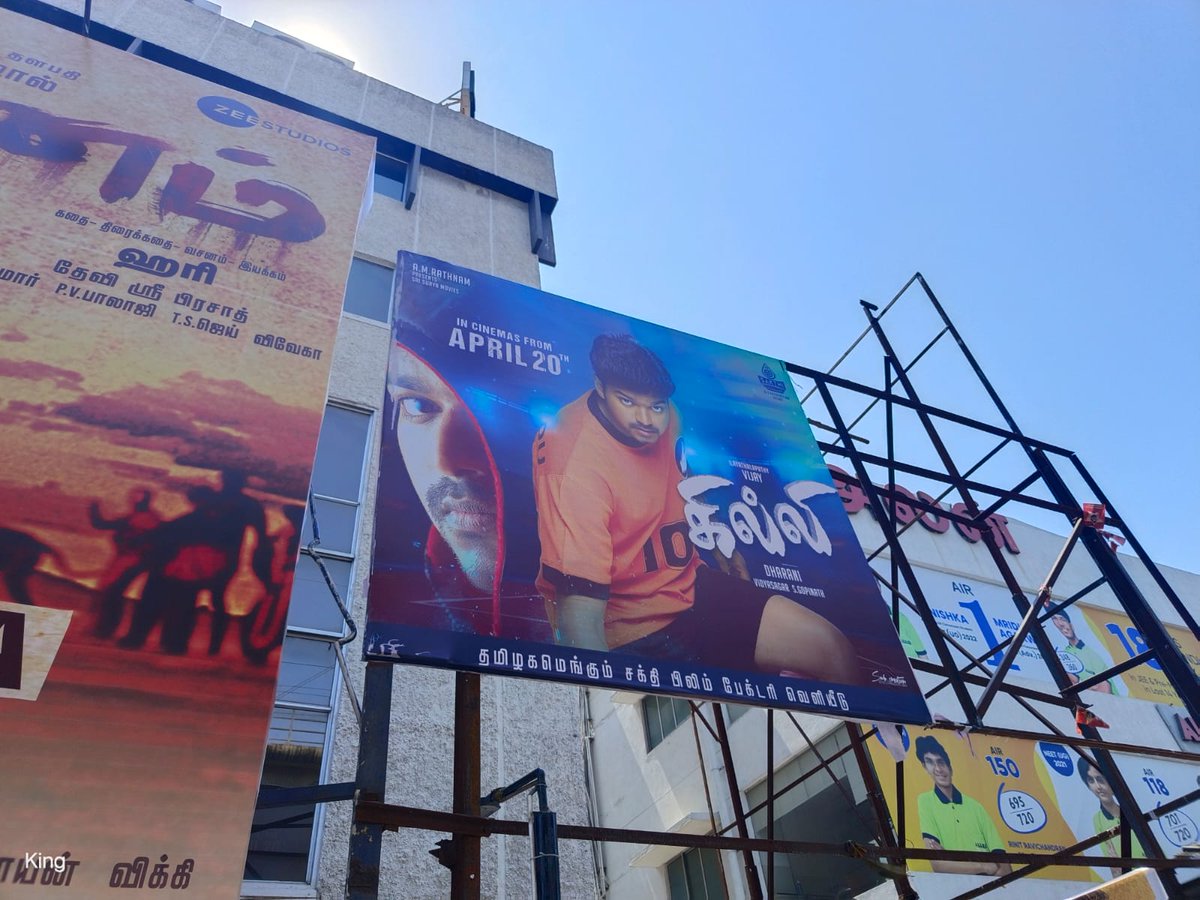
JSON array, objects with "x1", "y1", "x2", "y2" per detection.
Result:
[
  {"x1": 9, "y1": 0, "x2": 1193, "y2": 894},
  {"x1": 762, "y1": 272, "x2": 1200, "y2": 898},
  {"x1": 342, "y1": 273, "x2": 1200, "y2": 898}
]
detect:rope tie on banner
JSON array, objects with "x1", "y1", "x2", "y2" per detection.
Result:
[
  {"x1": 931, "y1": 712, "x2": 977, "y2": 757},
  {"x1": 1074, "y1": 703, "x2": 1110, "y2": 734}
]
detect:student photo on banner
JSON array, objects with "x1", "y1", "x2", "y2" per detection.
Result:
[
  {"x1": 914, "y1": 735, "x2": 1012, "y2": 875},
  {"x1": 1048, "y1": 607, "x2": 1123, "y2": 695},
  {"x1": 1077, "y1": 757, "x2": 1145, "y2": 877},
  {"x1": 868, "y1": 729, "x2": 1109, "y2": 883}
]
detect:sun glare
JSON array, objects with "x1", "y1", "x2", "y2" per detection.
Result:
[
  {"x1": 277, "y1": 17, "x2": 356, "y2": 63},
  {"x1": 215, "y1": 1, "x2": 358, "y2": 64}
]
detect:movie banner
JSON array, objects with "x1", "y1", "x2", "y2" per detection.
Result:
[
  {"x1": 867, "y1": 728, "x2": 1200, "y2": 884},
  {"x1": 0, "y1": 9, "x2": 373, "y2": 896},
  {"x1": 365, "y1": 252, "x2": 928, "y2": 724},
  {"x1": 879, "y1": 564, "x2": 1200, "y2": 705}
]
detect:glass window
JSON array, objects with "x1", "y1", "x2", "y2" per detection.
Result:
[
  {"x1": 244, "y1": 705, "x2": 329, "y2": 883},
  {"x1": 274, "y1": 636, "x2": 337, "y2": 707},
  {"x1": 301, "y1": 496, "x2": 358, "y2": 556},
  {"x1": 342, "y1": 257, "x2": 393, "y2": 322},
  {"x1": 666, "y1": 848, "x2": 727, "y2": 900},
  {"x1": 373, "y1": 171, "x2": 407, "y2": 203},
  {"x1": 311, "y1": 405, "x2": 372, "y2": 499},
  {"x1": 372, "y1": 152, "x2": 409, "y2": 204},
  {"x1": 746, "y1": 730, "x2": 884, "y2": 899},
  {"x1": 643, "y1": 694, "x2": 692, "y2": 751},
  {"x1": 247, "y1": 404, "x2": 371, "y2": 886},
  {"x1": 286, "y1": 552, "x2": 351, "y2": 634}
]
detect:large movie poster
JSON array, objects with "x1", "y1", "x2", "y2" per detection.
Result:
[
  {"x1": 867, "y1": 728, "x2": 1200, "y2": 884},
  {"x1": 365, "y1": 252, "x2": 928, "y2": 724},
  {"x1": 0, "y1": 10, "x2": 372, "y2": 896}
]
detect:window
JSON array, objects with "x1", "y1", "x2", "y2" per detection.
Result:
[
  {"x1": 666, "y1": 848, "x2": 727, "y2": 900},
  {"x1": 746, "y1": 729, "x2": 884, "y2": 899},
  {"x1": 342, "y1": 257, "x2": 393, "y2": 322},
  {"x1": 643, "y1": 694, "x2": 692, "y2": 751},
  {"x1": 372, "y1": 152, "x2": 409, "y2": 204},
  {"x1": 243, "y1": 639, "x2": 337, "y2": 882},
  {"x1": 245, "y1": 404, "x2": 372, "y2": 885}
]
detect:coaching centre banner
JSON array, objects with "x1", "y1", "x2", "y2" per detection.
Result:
[
  {"x1": 0, "y1": 10, "x2": 373, "y2": 896},
  {"x1": 867, "y1": 728, "x2": 1200, "y2": 884},
  {"x1": 883, "y1": 564, "x2": 1200, "y2": 705},
  {"x1": 365, "y1": 252, "x2": 929, "y2": 724}
]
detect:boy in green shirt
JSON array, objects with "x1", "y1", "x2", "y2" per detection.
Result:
[
  {"x1": 915, "y1": 736, "x2": 1012, "y2": 876},
  {"x1": 1050, "y1": 610, "x2": 1116, "y2": 694},
  {"x1": 1078, "y1": 757, "x2": 1145, "y2": 876}
]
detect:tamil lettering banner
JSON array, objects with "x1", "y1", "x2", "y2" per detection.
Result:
[
  {"x1": 365, "y1": 251, "x2": 929, "y2": 724},
  {"x1": 867, "y1": 728, "x2": 1200, "y2": 884},
  {"x1": 0, "y1": 9, "x2": 372, "y2": 896}
]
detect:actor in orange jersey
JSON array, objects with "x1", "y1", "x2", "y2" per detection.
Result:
[{"x1": 533, "y1": 334, "x2": 859, "y2": 682}]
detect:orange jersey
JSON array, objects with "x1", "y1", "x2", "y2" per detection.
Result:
[{"x1": 533, "y1": 391, "x2": 698, "y2": 647}]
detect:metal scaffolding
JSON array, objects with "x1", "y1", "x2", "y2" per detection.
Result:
[{"x1": 337, "y1": 273, "x2": 1200, "y2": 898}]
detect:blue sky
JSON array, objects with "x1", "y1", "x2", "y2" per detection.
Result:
[{"x1": 220, "y1": 1, "x2": 1199, "y2": 574}]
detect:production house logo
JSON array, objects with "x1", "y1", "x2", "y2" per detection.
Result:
[
  {"x1": 196, "y1": 95, "x2": 354, "y2": 155},
  {"x1": 757, "y1": 363, "x2": 788, "y2": 395},
  {"x1": 196, "y1": 95, "x2": 259, "y2": 128}
]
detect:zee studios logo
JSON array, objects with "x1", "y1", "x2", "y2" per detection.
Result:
[{"x1": 196, "y1": 95, "x2": 354, "y2": 156}]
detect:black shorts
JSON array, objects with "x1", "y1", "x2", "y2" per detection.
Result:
[{"x1": 619, "y1": 565, "x2": 772, "y2": 669}]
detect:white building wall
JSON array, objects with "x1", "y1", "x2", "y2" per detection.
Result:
[
  {"x1": 35, "y1": 2, "x2": 594, "y2": 898},
  {"x1": 591, "y1": 498, "x2": 1199, "y2": 900}
]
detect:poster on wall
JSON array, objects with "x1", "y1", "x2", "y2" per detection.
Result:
[
  {"x1": 0, "y1": 9, "x2": 373, "y2": 896},
  {"x1": 1044, "y1": 604, "x2": 1200, "y2": 705},
  {"x1": 867, "y1": 727, "x2": 1200, "y2": 884},
  {"x1": 877, "y1": 563, "x2": 1200, "y2": 706},
  {"x1": 365, "y1": 251, "x2": 929, "y2": 724},
  {"x1": 877, "y1": 566, "x2": 1061, "y2": 684}
]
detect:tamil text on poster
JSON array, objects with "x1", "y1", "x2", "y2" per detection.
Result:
[
  {"x1": 365, "y1": 252, "x2": 929, "y2": 725},
  {"x1": 0, "y1": 10, "x2": 372, "y2": 895}
]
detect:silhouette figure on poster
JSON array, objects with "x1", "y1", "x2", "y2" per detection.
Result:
[
  {"x1": 0, "y1": 526, "x2": 74, "y2": 606},
  {"x1": 240, "y1": 503, "x2": 305, "y2": 663},
  {"x1": 90, "y1": 488, "x2": 162, "y2": 637},
  {"x1": 114, "y1": 471, "x2": 272, "y2": 655}
]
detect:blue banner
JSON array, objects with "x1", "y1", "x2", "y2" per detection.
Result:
[{"x1": 366, "y1": 252, "x2": 929, "y2": 724}]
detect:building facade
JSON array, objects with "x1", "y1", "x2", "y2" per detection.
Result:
[
  {"x1": 587, "y1": 486, "x2": 1200, "y2": 900},
  {"x1": 11, "y1": 4, "x2": 1197, "y2": 900}
]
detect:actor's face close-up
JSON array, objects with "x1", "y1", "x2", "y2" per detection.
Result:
[
  {"x1": 595, "y1": 382, "x2": 670, "y2": 446},
  {"x1": 389, "y1": 345, "x2": 497, "y2": 589}
]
